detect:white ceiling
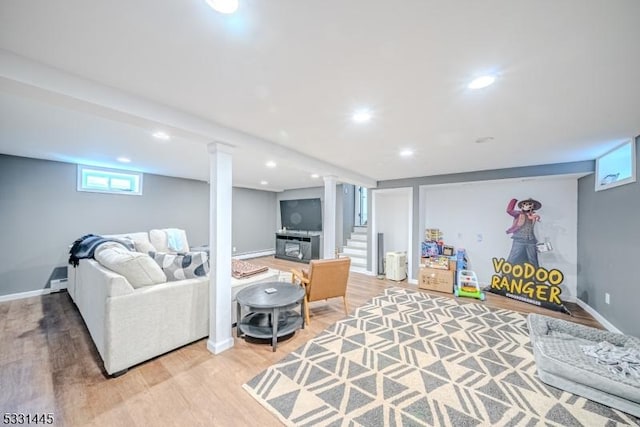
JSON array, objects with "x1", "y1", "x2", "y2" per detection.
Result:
[{"x1": 1, "y1": 0, "x2": 639, "y2": 190}]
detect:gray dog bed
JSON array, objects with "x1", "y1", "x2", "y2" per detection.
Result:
[{"x1": 527, "y1": 313, "x2": 640, "y2": 417}]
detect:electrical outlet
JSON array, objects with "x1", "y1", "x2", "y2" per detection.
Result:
[
  {"x1": 232, "y1": 246, "x2": 237, "y2": 253},
  {"x1": 605, "y1": 293, "x2": 610, "y2": 304}
]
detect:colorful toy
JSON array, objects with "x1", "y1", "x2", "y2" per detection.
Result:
[
  {"x1": 421, "y1": 241, "x2": 440, "y2": 257},
  {"x1": 456, "y1": 249, "x2": 468, "y2": 271},
  {"x1": 424, "y1": 228, "x2": 443, "y2": 241},
  {"x1": 455, "y1": 269, "x2": 485, "y2": 301}
]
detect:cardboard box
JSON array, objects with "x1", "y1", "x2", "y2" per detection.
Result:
[
  {"x1": 419, "y1": 267, "x2": 455, "y2": 293},
  {"x1": 420, "y1": 256, "x2": 457, "y2": 271}
]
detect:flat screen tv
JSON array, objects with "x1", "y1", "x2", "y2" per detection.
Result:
[{"x1": 280, "y1": 198, "x2": 322, "y2": 232}]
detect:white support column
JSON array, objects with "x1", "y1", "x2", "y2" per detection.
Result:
[
  {"x1": 323, "y1": 175, "x2": 337, "y2": 259},
  {"x1": 207, "y1": 142, "x2": 234, "y2": 354}
]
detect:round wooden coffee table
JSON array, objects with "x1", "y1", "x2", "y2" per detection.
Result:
[{"x1": 236, "y1": 282, "x2": 305, "y2": 351}]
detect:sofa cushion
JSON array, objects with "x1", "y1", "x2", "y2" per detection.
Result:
[
  {"x1": 150, "y1": 229, "x2": 190, "y2": 253},
  {"x1": 95, "y1": 243, "x2": 167, "y2": 288},
  {"x1": 104, "y1": 232, "x2": 156, "y2": 253},
  {"x1": 150, "y1": 251, "x2": 209, "y2": 281},
  {"x1": 134, "y1": 239, "x2": 156, "y2": 254}
]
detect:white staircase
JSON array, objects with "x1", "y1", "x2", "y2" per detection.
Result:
[{"x1": 341, "y1": 226, "x2": 368, "y2": 274}]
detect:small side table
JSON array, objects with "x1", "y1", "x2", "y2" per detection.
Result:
[{"x1": 236, "y1": 282, "x2": 305, "y2": 351}]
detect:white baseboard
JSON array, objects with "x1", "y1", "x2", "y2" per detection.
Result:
[
  {"x1": 350, "y1": 268, "x2": 375, "y2": 276},
  {"x1": 207, "y1": 337, "x2": 235, "y2": 354},
  {"x1": 575, "y1": 299, "x2": 622, "y2": 333},
  {"x1": 0, "y1": 288, "x2": 52, "y2": 303},
  {"x1": 408, "y1": 278, "x2": 418, "y2": 285},
  {"x1": 50, "y1": 278, "x2": 68, "y2": 291},
  {"x1": 234, "y1": 250, "x2": 275, "y2": 260}
]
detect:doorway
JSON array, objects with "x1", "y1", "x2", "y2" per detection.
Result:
[
  {"x1": 371, "y1": 187, "x2": 413, "y2": 280},
  {"x1": 354, "y1": 186, "x2": 368, "y2": 226}
]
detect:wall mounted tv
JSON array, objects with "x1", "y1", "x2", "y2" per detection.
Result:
[{"x1": 280, "y1": 198, "x2": 323, "y2": 232}]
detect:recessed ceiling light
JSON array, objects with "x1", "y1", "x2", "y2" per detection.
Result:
[
  {"x1": 352, "y1": 109, "x2": 372, "y2": 123},
  {"x1": 152, "y1": 131, "x2": 171, "y2": 140},
  {"x1": 468, "y1": 75, "x2": 496, "y2": 89},
  {"x1": 117, "y1": 157, "x2": 131, "y2": 163},
  {"x1": 266, "y1": 161, "x2": 277, "y2": 168},
  {"x1": 399, "y1": 149, "x2": 414, "y2": 157},
  {"x1": 475, "y1": 136, "x2": 495, "y2": 144},
  {"x1": 260, "y1": 180, "x2": 268, "y2": 185},
  {"x1": 310, "y1": 174, "x2": 320, "y2": 179},
  {"x1": 205, "y1": 0, "x2": 238, "y2": 14}
]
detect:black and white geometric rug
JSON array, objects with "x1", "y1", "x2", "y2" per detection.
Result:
[{"x1": 244, "y1": 288, "x2": 640, "y2": 426}]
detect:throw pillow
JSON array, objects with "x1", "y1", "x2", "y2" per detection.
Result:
[
  {"x1": 149, "y1": 251, "x2": 209, "y2": 281},
  {"x1": 149, "y1": 228, "x2": 190, "y2": 253},
  {"x1": 95, "y1": 243, "x2": 167, "y2": 288},
  {"x1": 104, "y1": 232, "x2": 150, "y2": 250},
  {"x1": 118, "y1": 233, "x2": 157, "y2": 254},
  {"x1": 134, "y1": 239, "x2": 156, "y2": 254}
]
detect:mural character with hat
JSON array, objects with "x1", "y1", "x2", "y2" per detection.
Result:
[
  {"x1": 489, "y1": 197, "x2": 569, "y2": 314},
  {"x1": 506, "y1": 198, "x2": 542, "y2": 268}
]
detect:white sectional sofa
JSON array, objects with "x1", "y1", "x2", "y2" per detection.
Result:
[
  {"x1": 67, "y1": 229, "x2": 284, "y2": 376},
  {"x1": 71, "y1": 258, "x2": 209, "y2": 376},
  {"x1": 68, "y1": 229, "x2": 209, "y2": 376}
]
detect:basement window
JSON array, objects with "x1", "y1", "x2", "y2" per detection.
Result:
[
  {"x1": 77, "y1": 165, "x2": 143, "y2": 195},
  {"x1": 595, "y1": 138, "x2": 637, "y2": 192}
]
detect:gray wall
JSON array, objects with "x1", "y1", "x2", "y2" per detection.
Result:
[
  {"x1": 232, "y1": 187, "x2": 277, "y2": 255},
  {"x1": 577, "y1": 136, "x2": 639, "y2": 337},
  {"x1": 369, "y1": 161, "x2": 595, "y2": 277},
  {"x1": 0, "y1": 154, "x2": 277, "y2": 296}
]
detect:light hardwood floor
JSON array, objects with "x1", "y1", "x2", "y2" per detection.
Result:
[{"x1": 0, "y1": 256, "x2": 601, "y2": 426}]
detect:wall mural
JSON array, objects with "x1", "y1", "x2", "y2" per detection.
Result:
[{"x1": 488, "y1": 198, "x2": 570, "y2": 314}]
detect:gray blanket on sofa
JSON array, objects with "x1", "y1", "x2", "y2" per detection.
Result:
[{"x1": 68, "y1": 234, "x2": 130, "y2": 267}]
